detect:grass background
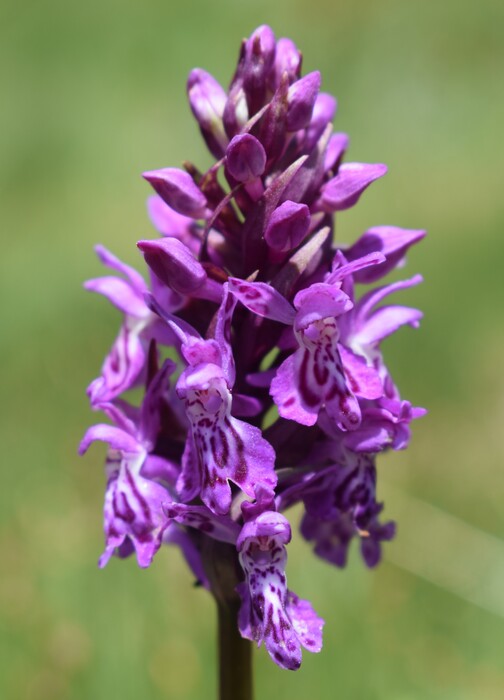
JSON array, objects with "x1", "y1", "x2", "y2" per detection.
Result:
[{"x1": 1, "y1": 1, "x2": 503, "y2": 698}]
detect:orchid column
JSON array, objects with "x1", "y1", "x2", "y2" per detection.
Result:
[{"x1": 80, "y1": 24, "x2": 425, "y2": 700}]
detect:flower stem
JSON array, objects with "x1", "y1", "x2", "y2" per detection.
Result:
[
  {"x1": 217, "y1": 597, "x2": 253, "y2": 700},
  {"x1": 202, "y1": 537, "x2": 254, "y2": 700}
]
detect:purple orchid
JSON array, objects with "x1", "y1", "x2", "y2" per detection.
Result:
[
  {"x1": 299, "y1": 454, "x2": 396, "y2": 568},
  {"x1": 79, "y1": 360, "x2": 179, "y2": 567},
  {"x1": 237, "y1": 490, "x2": 324, "y2": 670},
  {"x1": 81, "y1": 25, "x2": 425, "y2": 678},
  {"x1": 84, "y1": 245, "x2": 180, "y2": 406}
]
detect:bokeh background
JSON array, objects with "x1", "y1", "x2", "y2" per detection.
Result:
[{"x1": 2, "y1": 1, "x2": 503, "y2": 698}]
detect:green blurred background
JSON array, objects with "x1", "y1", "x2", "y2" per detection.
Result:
[{"x1": 1, "y1": 0, "x2": 503, "y2": 698}]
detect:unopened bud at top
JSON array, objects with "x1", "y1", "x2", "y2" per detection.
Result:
[
  {"x1": 243, "y1": 25, "x2": 277, "y2": 113},
  {"x1": 273, "y1": 38, "x2": 302, "y2": 87}
]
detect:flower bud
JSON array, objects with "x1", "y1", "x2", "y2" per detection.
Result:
[
  {"x1": 286, "y1": 71, "x2": 321, "y2": 131},
  {"x1": 273, "y1": 38, "x2": 302, "y2": 87},
  {"x1": 226, "y1": 134, "x2": 266, "y2": 183},
  {"x1": 304, "y1": 93, "x2": 337, "y2": 150},
  {"x1": 223, "y1": 85, "x2": 249, "y2": 139},
  {"x1": 324, "y1": 133, "x2": 349, "y2": 172},
  {"x1": 264, "y1": 200, "x2": 311, "y2": 252},
  {"x1": 243, "y1": 25, "x2": 276, "y2": 113},
  {"x1": 187, "y1": 69, "x2": 228, "y2": 158},
  {"x1": 137, "y1": 237, "x2": 206, "y2": 295},
  {"x1": 142, "y1": 168, "x2": 207, "y2": 219}
]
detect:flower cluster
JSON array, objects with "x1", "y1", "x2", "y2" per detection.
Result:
[{"x1": 80, "y1": 25, "x2": 425, "y2": 671}]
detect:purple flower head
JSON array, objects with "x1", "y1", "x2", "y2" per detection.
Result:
[{"x1": 82, "y1": 24, "x2": 425, "y2": 672}]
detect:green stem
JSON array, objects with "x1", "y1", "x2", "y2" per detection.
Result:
[
  {"x1": 217, "y1": 597, "x2": 253, "y2": 700},
  {"x1": 201, "y1": 537, "x2": 254, "y2": 700}
]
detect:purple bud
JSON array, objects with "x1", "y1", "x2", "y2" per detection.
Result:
[
  {"x1": 324, "y1": 133, "x2": 349, "y2": 172},
  {"x1": 223, "y1": 85, "x2": 249, "y2": 139},
  {"x1": 264, "y1": 201, "x2": 311, "y2": 252},
  {"x1": 245, "y1": 24, "x2": 276, "y2": 71},
  {"x1": 286, "y1": 72, "x2": 321, "y2": 131},
  {"x1": 304, "y1": 93, "x2": 337, "y2": 150},
  {"x1": 187, "y1": 69, "x2": 228, "y2": 157},
  {"x1": 143, "y1": 168, "x2": 207, "y2": 219},
  {"x1": 226, "y1": 134, "x2": 266, "y2": 183},
  {"x1": 243, "y1": 25, "x2": 276, "y2": 113},
  {"x1": 274, "y1": 38, "x2": 302, "y2": 86},
  {"x1": 137, "y1": 237, "x2": 206, "y2": 295},
  {"x1": 318, "y1": 162, "x2": 387, "y2": 212}
]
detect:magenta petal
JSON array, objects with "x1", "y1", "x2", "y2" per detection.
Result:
[
  {"x1": 339, "y1": 345, "x2": 383, "y2": 399},
  {"x1": 94, "y1": 245, "x2": 147, "y2": 294},
  {"x1": 141, "y1": 454, "x2": 180, "y2": 486},
  {"x1": 137, "y1": 237, "x2": 206, "y2": 295},
  {"x1": 84, "y1": 276, "x2": 148, "y2": 318},
  {"x1": 356, "y1": 306, "x2": 423, "y2": 346},
  {"x1": 237, "y1": 511, "x2": 291, "y2": 549},
  {"x1": 99, "y1": 463, "x2": 169, "y2": 569},
  {"x1": 147, "y1": 195, "x2": 199, "y2": 249},
  {"x1": 318, "y1": 162, "x2": 387, "y2": 212},
  {"x1": 353, "y1": 275, "x2": 423, "y2": 330},
  {"x1": 139, "y1": 358, "x2": 177, "y2": 447},
  {"x1": 200, "y1": 415, "x2": 277, "y2": 514},
  {"x1": 176, "y1": 432, "x2": 201, "y2": 503},
  {"x1": 327, "y1": 250, "x2": 386, "y2": 285},
  {"x1": 164, "y1": 503, "x2": 240, "y2": 544},
  {"x1": 293, "y1": 283, "x2": 352, "y2": 326},
  {"x1": 142, "y1": 168, "x2": 208, "y2": 219},
  {"x1": 270, "y1": 354, "x2": 318, "y2": 426},
  {"x1": 345, "y1": 226, "x2": 427, "y2": 283},
  {"x1": 87, "y1": 323, "x2": 146, "y2": 406},
  {"x1": 232, "y1": 393, "x2": 262, "y2": 417},
  {"x1": 213, "y1": 283, "x2": 238, "y2": 386},
  {"x1": 324, "y1": 132, "x2": 349, "y2": 171},
  {"x1": 79, "y1": 424, "x2": 140, "y2": 456},
  {"x1": 286, "y1": 592, "x2": 324, "y2": 653},
  {"x1": 228, "y1": 277, "x2": 295, "y2": 324}
]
